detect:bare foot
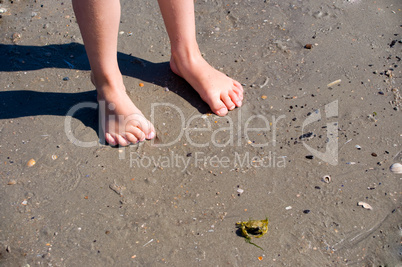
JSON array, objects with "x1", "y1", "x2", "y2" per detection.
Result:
[
  {"x1": 170, "y1": 52, "x2": 243, "y2": 116},
  {"x1": 92, "y1": 73, "x2": 156, "y2": 146}
]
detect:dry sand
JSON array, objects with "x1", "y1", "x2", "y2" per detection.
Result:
[{"x1": 0, "y1": 0, "x2": 401, "y2": 266}]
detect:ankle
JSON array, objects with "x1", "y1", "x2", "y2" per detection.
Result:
[
  {"x1": 171, "y1": 43, "x2": 201, "y2": 63},
  {"x1": 91, "y1": 71, "x2": 125, "y2": 97},
  {"x1": 92, "y1": 69, "x2": 123, "y2": 86}
]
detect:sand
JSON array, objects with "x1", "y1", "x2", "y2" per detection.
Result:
[{"x1": 0, "y1": 0, "x2": 401, "y2": 265}]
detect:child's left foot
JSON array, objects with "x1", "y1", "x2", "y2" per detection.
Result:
[{"x1": 170, "y1": 50, "x2": 243, "y2": 116}]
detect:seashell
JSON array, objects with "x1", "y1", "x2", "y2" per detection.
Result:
[
  {"x1": 237, "y1": 188, "x2": 244, "y2": 194},
  {"x1": 27, "y1": 159, "x2": 36, "y2": 167},
  {"x1": 51, "y1": 155, "x2": 58, "y2": 160},
  {"x1": 322, "y1": 175, "x2": 331, "y2": 183},
  {"x1": 389, "y1": 163, "x2": 402, "y2": 174},
  {"x1": 109, "y1": 181, "x2": 125, "y2": 196},
  {"x1": 7, "y1": 180, "x2": 17, "y2": 185},
  {"x1": 327, "y1": 79, "x2": 341, "y2": 87},
  {"x1": 358, "y1": 201, "x2": 373, "y2": 210}
]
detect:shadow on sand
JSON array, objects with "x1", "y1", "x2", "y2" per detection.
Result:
[{"x1": 0, "y1": 42, "x2": 210, "y2": 136}]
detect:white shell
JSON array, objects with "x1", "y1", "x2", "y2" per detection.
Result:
[
  {"x1": 389, "y1": 163, "x2": 402, "y2": 174},
  {"x1": 358, "y1": 201, "x2": 373, "y2": 210},
  {"x1": 322, "y1": 175, "x2": 331, "y2": 183}
]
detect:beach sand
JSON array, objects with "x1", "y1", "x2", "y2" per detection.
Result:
[{"x1": 0, "y1": 0, "x2": 401, "y2": 265}]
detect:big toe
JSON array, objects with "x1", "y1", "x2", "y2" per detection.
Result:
[
  {"x1": 146, "y1": 124, "x2": 156, "y2": 140},
  {"x1": 129, "y1": 115, "x2": 156, "y2": 140}
]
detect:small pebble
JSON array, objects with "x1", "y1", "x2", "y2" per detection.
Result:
[
  {"x1": 304, "y1": 44, "x2": 313, "y2": 49},
  {"x1": 63, "y1": 77, "x2": 69, "y2": 81},
  {"x1": 12, "y1": 32, "x2": 21, "y2": 43},
  {"x1": 299, "y1": 132, "x2": 313, "y2": 139},
  {"x1": 305, "y1": 155, "x2": 314, "y2": 160},
  {"x1": 355, "y1": 145, "x2": 361, "y2": 150},
  {"x1": 7, "y1": 180, "x2": 17, "y2": 185},
  {"x1": 303, "y1": 210, "x2": 311, "y2": 214},
  {"x1": 371, "y1": 153, "x2": 377, "y2": 157}
]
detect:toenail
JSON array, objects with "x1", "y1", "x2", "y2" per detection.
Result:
[
  {"x1": 217, "y1": 108, "x2": 227, "y2": 116},
  {"x1": 147, "y1": 131, "x2": 156, "y2": 139},
  {"x1": 238, "y1": 100, "x2": 242, "y2": 106}
]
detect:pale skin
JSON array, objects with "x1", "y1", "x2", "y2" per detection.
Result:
[{"x1": 72, "y1": 0, "x2": 244, "y2": 146}]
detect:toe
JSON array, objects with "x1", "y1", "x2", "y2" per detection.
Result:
[
  {"x1": 233, "y1": 80, "x2": 244, "y2": 92},
  {"x1": 115, "y1": 134, "x2": 130, "y2": 146},
  {"x1": 125, "y1": 132, "x2": 139, "y2": 144},
  {"x1": 128, "y1": 114, "x2": 155, "y2": 140},
  {"x1": 146, "y1": 130, "x2": 156, "y2": 140},
  {"x1": 222, "y1": 94, "x2": 236, "y2": 110},
  {"x1": 105, "y1": 133, "x2": 117, "y2": 146},
  {"x1": 146, "y1": 124, "x2": 156, "y2": 140},
  {"x1": 127, "y1": 125, "x2": 146, "y2": 141},
  {"x1": 216, "y1": 107, "x2": 228, "y2": 116},
  {"x1": 229, "y1": 90, "x2": 242, "y2": 107},
  {"x1": 233, "y1": 85, "x2": 243, "y2": 100},
  {"x1": 204, "y1": 94, "x2": 228, "y2": 116}
]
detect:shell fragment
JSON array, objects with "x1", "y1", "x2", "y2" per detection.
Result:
[{"x1": 358, "y1": 201, "x2": 373, "y2": 210}]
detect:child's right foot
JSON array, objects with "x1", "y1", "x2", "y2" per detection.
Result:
[{"x1": 93, "y1": 74, "x2": 156, "y2": 146}]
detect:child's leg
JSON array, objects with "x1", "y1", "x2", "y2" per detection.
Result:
[
  {"x1": 158, "y1": 0, "x2": 244, "y2": 116},
  {"x1": 72, "y1": 0, "x2": 155, "y2": 146}
]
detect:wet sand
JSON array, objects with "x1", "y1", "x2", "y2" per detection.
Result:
[{"x1": 0, "y1": 0, "x2": 401, "y2": 266}]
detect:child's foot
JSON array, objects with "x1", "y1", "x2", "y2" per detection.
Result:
[
  {"x1": 170, "y1": 51, "x2": 243, "y2": 116},
  {"x1": 93, "y1": 73, "x2": 156, "y2": 146}
]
